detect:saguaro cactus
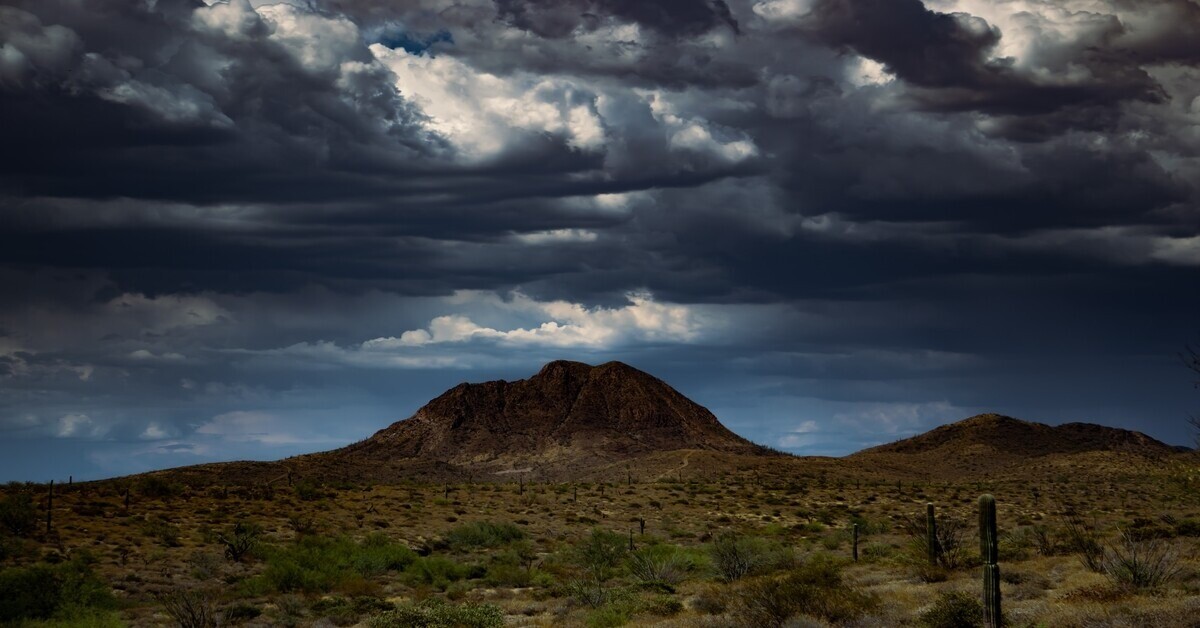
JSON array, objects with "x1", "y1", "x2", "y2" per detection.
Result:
[
  {"x1": 980, "y1": 494, "x2": 1001, "y2": 627},
  {"x1": 852, "y1": 523, "x2": 859, "y2": 562},
  {"x1": 46, "y1": 480, "x2": 54, "y2": 534},
  {"x1": 926, "y1": 503, "x2": 940, "y2": 566}
]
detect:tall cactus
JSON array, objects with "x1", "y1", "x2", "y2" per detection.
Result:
[
  {"x1": 46, "y1": 480, "x2": 54, "y2": 535},
  {"x1": 979, "y1": 494, "x2": 1001, "y2": 627},
  {"x1": 926, "y1": 503, "x2": 940, "y2": 566},
  {"x1": 852, "y1": 523, "x2": 859, "y2": 562}
]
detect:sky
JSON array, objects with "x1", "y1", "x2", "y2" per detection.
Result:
[{"x1": 2, "y1": 0, "x2": 1199, "y2": 481}]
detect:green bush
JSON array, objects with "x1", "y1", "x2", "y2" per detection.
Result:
[
  {"x1": 294, "y1": 480, "x2": 325, "y2": 501},
  {"x1": 401, "y1": 556, "x2": 481, "y2": 590},
  {"x1": 584, "y1": 604, "x2": 629, "y2": 628},
  {"x1": 445, "y1": 521, "x2": 525, "y2": 550},
  {"x1": 708, "y1": 532, "x2": 792, "y2": 582},
  {"x1": 0, "y1": 557, "x2": 114, "y2": 623},
  {"x1": 0, "y1": 492, "x2": 37, "y2": 538},
  {"x1": 223, "y1": 602, "x2": 262, "y2": 624},
  {"x1": 626, "y1": 544, "x2": 692, "y2": 588},
  {"x1": 918, "y1": 591, "x2": 983, "y2": 628},
  {"x1": 1174, "y1": 518, "x2": 1200, "y2": 537},
  {"x1": 367, "y1": 599, "x2": 503, "y2": 628},
  {"x1": 256, "y1": 534, "x2": 419, "y2": 593},
  {"x1": 734, "y1": 555, "x2": 876, "y2": 627},
  {"x1": 136, "y1": 475, "x2": 182, "y2": 499}
]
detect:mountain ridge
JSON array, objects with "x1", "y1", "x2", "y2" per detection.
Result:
[
  {"x1": 137, "y1": 366, "x2": 1187, "y2": 486},
  {"x1": 332, "y1": 360, "x2": 772, "y2": 474}
]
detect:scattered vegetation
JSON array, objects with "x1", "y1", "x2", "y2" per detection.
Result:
[{"x1": 1, "y1": 456, "x2": 1198, "y2": 626}]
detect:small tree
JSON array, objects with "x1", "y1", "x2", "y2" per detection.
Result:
[
  {"x1": 569, "y1": 529, "x2": 627, "y2": 606},
  {"x1": 217, "y1": 522, "x2": 260, "y2": 562}
]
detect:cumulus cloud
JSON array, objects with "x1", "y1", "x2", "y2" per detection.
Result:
[
  {"x1": 367, "y1": 291, "x2": 703, "y2": 349},
  {"x1": 56, "y1": 413, "x2": 105, "y2": 438}
]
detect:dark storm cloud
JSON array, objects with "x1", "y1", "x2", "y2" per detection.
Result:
[
  {"x1": 494, "y1": 0, "x2": 739, "y2": 38},
  {"x1": 799, "y1": 0, "x2": 1200, "y2": 139},
  {"x1": 1, "y1": 0, "x2": 1200, "y2": 480}
]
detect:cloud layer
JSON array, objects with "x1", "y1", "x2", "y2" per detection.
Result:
[{"x1": 2, "y1": 0, "x2": 1199, "y2": 479}]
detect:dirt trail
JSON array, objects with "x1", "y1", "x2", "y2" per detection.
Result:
[{"x1": 655, "y1": 450, "x2": 693, "y2": 482}]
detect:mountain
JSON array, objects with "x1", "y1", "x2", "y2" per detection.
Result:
[
  {"x1": 849, "y1": 413, "x2": 1180, "y2": 477},
  {"x1": 316, "y1": 360, "x2": 771, "y2": 478}
]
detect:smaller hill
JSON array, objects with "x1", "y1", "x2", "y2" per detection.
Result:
[{"x1": 850, "y1": 413, "x2": 1179, "y2": 478}]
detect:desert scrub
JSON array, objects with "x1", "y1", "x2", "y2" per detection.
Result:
[
  {"x1": 0, "y1": 491, "x2": 37, "y2": 537},
  {"x1": 367, "y1": 598, "x2": 503, "y2": 628},
  {"x1": 401, "y1": 556, "x2": 483, "y2": 590},
  {"x1": 484, "y1": 540, "x2": 546, "y2": 587},
  {"x1": 733, "y1": 554, "x2": 877, "y2": 626},
  {"x1": 708, "y1": 531, "x2": 793, "y2": 581},
  {"x1": 310, "y1": 595, "x2": 394, "y2": 625},
  {"x1": 252, "y1": 533, "x2": 418, "y2": 593},
  {"x1": 626, "y1": 543, "x2": 694, "y2": 589},
  {"x1": 918, "y1": 591, "x2": 983, "y2": 628},
  {"x1": 1101, "y1": 528, "x2": 1182, "y2": 589},
  {"x1": 0, "y1": 555, "x2": 115, "y2": 623},
  {"x1": 217, "y1": 521, "x2": 261, "y2": 562},
  {"x1": 445, "y1": 520, "x2": 525, "y2": 550},
  {"x1": 568, "y1": 529, "x2": 629, "y2": 607}
]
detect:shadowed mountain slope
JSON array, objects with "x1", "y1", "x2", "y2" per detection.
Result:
[
  {"x1": 145, "y1": 377, "x2": 1188, "y2": 487},
  {"x1": 327, "y1": 360, "x2": 770, "y2": 473},
  {"x1": 850, "y1": 413, "x2": 1179, "y2": 478}
]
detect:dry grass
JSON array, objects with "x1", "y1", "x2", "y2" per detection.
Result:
[{"x1": 0, "y1": 451, "x2": 1198, "y2": 626}]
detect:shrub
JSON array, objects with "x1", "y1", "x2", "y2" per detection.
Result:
[
  {"x1": 584, "y1": 604, "x2": 629, "y2": 628},
  {"x1": 367, "y1": 599, "x2": 503, "y2": 628},
  {"x1": 136, "y1": 475, "x2": 181, "y2": 499},
  {"x1": 1174, "y1": 518, "x2": 1200, "y2": 537},
  {"x1": 734, "y1": 555, "x2": 876, "y2": 626},
  {"x1": 484, "y1": 541, "x2": 541, "y2": 587},
  {"x1": 401, "y1": 556, "x2": 480, "y2": 590},
  {"x1": 0, "y1": 557, "x2": 114, "y2": 623},
  {"x1": 0, "y1": 492, "x2": 37, "y2": 537},
  {"x1": 918, "y1": 591, "x2": 983, "y2": 628},
  {"x1": 218, "y1": 522, "x2": 261, "y2": 562},
  {"x1": 294, "y1": 480, "x2": 325, "y2": 501},
  {"x1": 568, "y1": 529, "x2": 629, "y2": 607},
  {"x1": 1061, "y1": 510, "x2": 1104, "y2": 573},
  {"x1": 158, "y1": 588, "x2": 217, "y2": 628},
  {"x1": 445, "y1": 521, "x2": 525, "y2": 550},
  {"x1": 899, "y1": 513, "x2": 967, "y2": 569},
  {"x1": 627, "y1": 544, "x2": 691, "y2": 588},
  {"x1": 354, "y1": 533, "x2": 418, "y2": 576},
  {"x1": 708, "y1": 532, "x2": 791, "y2": 582},
  {"x1": 140, "y1": 517, "x2": 182, "y2": 547},
  {"x1": 224, "y1": 601, "x2": 263, "y2": 624},
  {"x1": 258, "y1": 534, "x2": 420, "y2": 593},
  {"x1": 1102, "y1": 528, "x2": 1182, "y2": 589}
]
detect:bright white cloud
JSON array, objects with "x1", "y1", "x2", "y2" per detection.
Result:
[
  {"x1": 129, "y1": 349, "x2": 186, "y2": 362},
  {"x1": 56, "y1": 413, "x2": 105, "y2": 438},
  {"x1": 245, "y1": 291, "x2": 710, "y2": 370},
  {"x1": 752, "y1": 0, "x2": 816, "y2": 23},
  {"x1": 140, "y1": 422, "x2": 168, "y2": 440},
  {"x1": 371, "y1": 45, "x2": 607, "y2": 159},
  {"x1": 366, "y1": 291, "x2": 702, "y2": 350},
  {"x1": 776, "y1": 419, "x2": 821, "y2": 448},
  {"x1": 512, "y1": 228, "x2": 599, "y2": 245}
]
